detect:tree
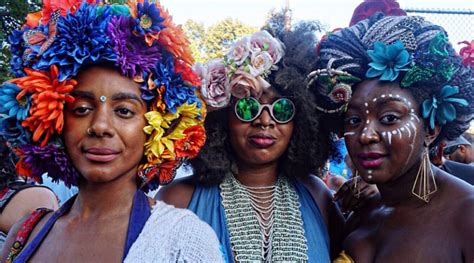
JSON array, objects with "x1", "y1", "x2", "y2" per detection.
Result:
[{"x1": 183, "y1": 18, "x2": 257, "y2": 64}]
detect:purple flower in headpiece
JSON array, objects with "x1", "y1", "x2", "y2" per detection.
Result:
[
  {"x1": 34, "y1": 3, "x2": 116, "y2": 81},
  {"x1": 0, "y1": 117, "x2": 32, "y2": 146},
  {"x1": 133, "y1": 0, "x2": 165, "y2": 36},
  {"x1": 0, "y1": 82, "x2": 31, "y2": 121},
  {"x1": 18, "y1": 144, "x2": 80, "y2": 188},
  {"x1": 107, "y1": 15, "x2": 161, "y2": 78}
]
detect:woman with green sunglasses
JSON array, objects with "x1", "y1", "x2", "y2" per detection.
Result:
[{"x1": 156, "y1": 18, "x2": 348, "y2": 262}]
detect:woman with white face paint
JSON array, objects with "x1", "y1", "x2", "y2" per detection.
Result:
[{"x1": 310, "y1": 13, "x2": 474, "y2": 263}]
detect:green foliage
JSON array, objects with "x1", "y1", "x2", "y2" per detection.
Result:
[{"x1": 183, "y1": 18, "x2": 257, "y2": 64}]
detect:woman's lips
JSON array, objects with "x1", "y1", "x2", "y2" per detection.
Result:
[
  {"x1": 357, "y1": 152, "x2": 386, "y2": 169},
  {"x1": 84, "y1": 147, "x2": 120, "y2": 162},
  {"x1": 248, "y1": 134, "x2": 276, "y2": 148}
]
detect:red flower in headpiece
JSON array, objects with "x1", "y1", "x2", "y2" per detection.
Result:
[
  {"x1": 349, "y1": 0, "x2": 407, "y2": 26},
  {"x1": 174, "y1": 125, "x2": 206, "y2": 159},
  {"x1": 174, "y1": 59, "x2": 201, "y2": 87},
  {"x1": 459, "y1": 40, "x2": 474, "y2": 67},
  {"x1": 41, "y1": 0, "x2": 95, "y2": 25}
]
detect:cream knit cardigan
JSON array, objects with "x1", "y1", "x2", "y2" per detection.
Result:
[{"x1": 124, "y1": 201, "x2": 224, "y2": 262}]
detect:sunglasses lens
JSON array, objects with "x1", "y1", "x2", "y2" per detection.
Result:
[
  {"x1": 273, "y1": 98, "x2": 295, "y2": 123},
  {"x1": 235, "y1": 97, "x2": 260, "y2": 121}
]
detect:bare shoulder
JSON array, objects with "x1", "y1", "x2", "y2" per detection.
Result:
[
  {"x1": 13, "y1": 187, "x2": 59, "y2": 210},
  {"x1": 155, "y1": 176, "x2": 197, "y2": 208},
  {"x1": 297, "y1": 175, "x2": 333, "y2": 207}
]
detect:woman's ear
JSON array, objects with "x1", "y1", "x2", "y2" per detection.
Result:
[{"x1": 424, "y1": 124, "x2": 441, "y2": 146}]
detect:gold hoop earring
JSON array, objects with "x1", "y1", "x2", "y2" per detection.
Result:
[
  {"x1": 353, "y1": 170, "x2": 361, "y2": 199},
  {"x1": 412, "y1": 148, "x2": 437, "y2": 203}
]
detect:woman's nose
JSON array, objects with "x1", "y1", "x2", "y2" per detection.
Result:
[
  {"x1": 87, "y1": 106, "x2": 115, "y2": 137},
  {"x1": 253, "y1": 107, "x2": 275, "y2": 128}
]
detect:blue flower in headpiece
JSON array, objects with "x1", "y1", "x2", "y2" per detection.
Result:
[
  {"x1": 366, "y1": 40, "x2": 410, "y2": 81},
  {"x1": 8, "y1": 28, "x2": 30, "y2": 77},
  {"x1": 151, "y1": 54, "x2": 201, "y2": 113},
  {"x1": 422, "y1": 85, "x2": 468, "y2": 129},
  {"x1": 0, "y1": 82, "x2": 31, "y2": 121},
  {"x1": 0, "y1": 116, "x2": 32, "y2": 146},
  {"x1": 34, "y1": 3, "x2": 116, "y2": 81},
  {"x1": 133, "y1": 0, "x2": 165, "y2": 36}
]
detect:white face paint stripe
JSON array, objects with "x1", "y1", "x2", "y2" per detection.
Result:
[
  {"x1": 410, "y1": 113, "x2": 421, "y2": 123},
  {"x1": 397, "y1": 128, "x2": 402, "y2": 139},
  {"x1": 344, "y1": 132, "x2": 355, "y2": 136},
  {"x1": 387, "y1": 132, "x2": 392, "y2": 145}
]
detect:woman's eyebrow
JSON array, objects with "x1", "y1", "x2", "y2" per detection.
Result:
[
  {"x1": 111, "y1": 92, "x2": 145, "y2": 106},
  {"x1": 70, "y1": 90, "x2": 95, "y2": 99}
]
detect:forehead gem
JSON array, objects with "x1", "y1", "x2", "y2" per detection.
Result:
[{"x1": 99, "y1": 95, "x2": 107, "y2": 103}]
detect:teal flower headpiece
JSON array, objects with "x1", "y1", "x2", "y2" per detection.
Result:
[
  {"x1": 422, "y1": 85, "x2": 468, "y2": 129},
  {"x1": 366, "y1": 40, "x2": 410, "y2": 81}
]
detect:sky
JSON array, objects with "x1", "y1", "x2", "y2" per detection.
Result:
[{"x1": 160, "y1": 0, "x2": 473, "y2": 46}]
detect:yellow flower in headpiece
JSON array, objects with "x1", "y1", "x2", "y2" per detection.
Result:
[{"x1": 143, "y1": 102, "x2": 201, "y2": 164}]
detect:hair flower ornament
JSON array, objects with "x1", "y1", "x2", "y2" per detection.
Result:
[
  {"x1": 2, "y1": 0, "x2": 206, "y2": 191},
  {"x1": 366, "y1": 40, "x2": 410, "y2": 81},
  {"x1": 196, "y1": 30, "x2": 285, "y2": 110},
  {"x1": 422, "y1": 85, "x2": 468, "y2": 129},
  {"x1": 458, "y1": 40, "x2": 474, "y2": 67}
]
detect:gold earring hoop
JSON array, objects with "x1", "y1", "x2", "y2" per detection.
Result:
[
  {"x1": 353, "y1": 170, "x2": 361, "y2": 199},
  {"x1": 412, "y1": 148, "x2": 437, "y2": 203}
]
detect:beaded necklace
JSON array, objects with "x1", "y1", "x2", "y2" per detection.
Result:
[{"x1": 220, "y1": 174, "x2": 308, "y2": 262}]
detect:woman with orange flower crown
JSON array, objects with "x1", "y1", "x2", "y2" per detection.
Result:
[{"x1": 0, "y1": 0, "x2": 223, "y2": 262}]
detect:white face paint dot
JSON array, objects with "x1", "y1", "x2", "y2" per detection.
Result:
[
  {"x1": 401, "y1": 127, "x2": 405, "y2": 131},
  {"x1": 364, "y1": 102, "x2": 369, "y2": 107},
  {"x1": 366, "y1": 110, "x2": 369, "y2": 114},
  {"x1": 366, "y1": 120, "x2": 370, "y2": 124},
  {"x1": 382, "y1": 132, "x2": 386, "y2": 136},
  {"x1": 373, "y1": 98, "x2": 377, "y2": 102},
  {"x1": 411, "y1": 109, "x2": 414, "y2": 113},
  {"x1": 411, "y1": 117, "x2": 414, "y2": 121},
  {"x1": 389, "y1": 94, "x2": 393, "y2": 97},
  {"x1": 392, "y1": 130, "x2": 397, "y2": 134},
  {"x1": 396, "y1": 94, "x2": 400, "y2": 98},
  {"x1": 381, "y1": 94, "x2": 386, "y2": 98},
  {"x1": 368, "y1": 175, "x2": 373, "y2": 180}
]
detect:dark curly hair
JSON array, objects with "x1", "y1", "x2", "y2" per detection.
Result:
[
  {"x1": 190, "y1": 18, "x2": 336, "y2": 185},
  {"x1": 311, "y1": 13, "x2": 474, "y2": 145},
  {"x1": 0, "y1": 137, "x2": 18, "y2": 189}
]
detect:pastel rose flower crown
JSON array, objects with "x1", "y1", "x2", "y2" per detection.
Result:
[
  {"x1": 0, "y1": 0, "x2": 206, "y2": 191},
  {"x1": 194, "y1": 30, "x2": 285, "y2": 110},
  {"x1": 310, "y1": 31, "x2": 468, "y2": 130}
]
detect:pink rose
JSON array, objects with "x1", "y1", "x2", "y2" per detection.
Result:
[
  {"x1": 227, "y1": 36, "x2": 251, "y2": 66},
  {"x1": 249, "y1": 51, "x2": 273, "y2": 76},
  {"x1": 249, "y1": 31, "x2": 285, "y2": 65},
  {"x1": 230, "y1": 70, "x2": 270, "y2": 99},
  {"x1": 194, "y1": 59, "x2": 231, "y2": 109}
]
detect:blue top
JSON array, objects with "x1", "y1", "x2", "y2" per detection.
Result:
[
  {"x1": 188, "y1": 179, "x2": 331, "y2": 263},
  {"x1": 13, "y1": 190, "x2": 150, "y2": 263}
]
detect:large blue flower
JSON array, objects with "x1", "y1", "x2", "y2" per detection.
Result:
[
  {"x1": 0, "y1": 82, "x2": 31, "y2": 121},
  {"x1": 34, "y1": 3, "x2": 116, "y2": 81},
  {"x1": 0, "y1": 116, "x2": 32, "y2": 146},
  {"x1": 150, "y1": 54, "x2": 201, "y2": 113},
  {"x1": 8, "y1": 28, "x2": 35, "y2": 78},
  {"x1": 422, "y1": 85, "x2": 468, "y2": 129},
  {"x1": 133, "y1": 0, "x2": 165, "y2": 36},
  {"x1": 366, "y1": 40, "x2": 410, "y2": 81}
]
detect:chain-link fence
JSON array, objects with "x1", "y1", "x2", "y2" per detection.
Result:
[{"x1": 405, "y1": 8, "x2": 474, "y2": 50}]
